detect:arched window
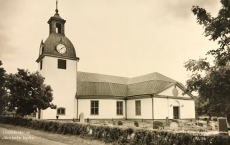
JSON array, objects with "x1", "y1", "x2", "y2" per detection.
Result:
[
  {"x1": 57, "y1": 107, "x2": 65, "y2": 115},
  {"x1": 56, "y1": 23, "x2": 62, "y2": 34}
]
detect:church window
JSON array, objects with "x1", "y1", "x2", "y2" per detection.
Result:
[
  {"x1": 58, "y1": 59, "x2": 66, "y2": 69},
  {"x1": 91, "y1": 101, "x2": 99, "y2": 115},
  {"x1": 135, "y1": 100, "x2": 141, "y2": 115},
  {"x1": 56, "y1": 23, "x2": 62, "y2": 34},
  {"x1": 57, "y1": 108, "x2": 65, "y2": 115},
  {"x1": 40, "y1": 60, "x2": 42, "y2": 70},
  {"x1": 117, "y1": 101, "x2": 123, "y2": 115}
]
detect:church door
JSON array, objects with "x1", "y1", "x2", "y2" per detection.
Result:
[{"x1": 173, "y1": 107, "x2": 179, "y2": 119}]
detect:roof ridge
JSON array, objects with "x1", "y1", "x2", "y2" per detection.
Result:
[
  {"x1": 128, "y1": 72, "x2": 176, "y2": 84},
  {"x1": 128, "y1": 79, "x2": 175, "y2": 85},
  {"x1": 78, "y1": 81, "x2": 128, "y2": 85},
  {"x1": 77, "y1": 71, "x2": 130, "y2": 79}
]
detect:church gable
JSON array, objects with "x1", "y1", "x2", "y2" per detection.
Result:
[{"x1": 157, "y1": 84, "x2": 192, "y2": 99}]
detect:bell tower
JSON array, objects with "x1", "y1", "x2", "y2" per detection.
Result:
[
  {"x1": 48, "y1": 1, "x2": 66, "y2": 35},
  {"x1": 36, "y1": 0, "x2": 79, "y2": 119}
]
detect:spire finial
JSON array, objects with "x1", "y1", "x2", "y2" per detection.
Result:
[{"x1": 55, "y1": 0, "x2": 59, "y2": 15}]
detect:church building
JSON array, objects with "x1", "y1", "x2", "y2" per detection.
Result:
[{"x1": 36, "y1": 3, "x2": 195, "y2": 120}]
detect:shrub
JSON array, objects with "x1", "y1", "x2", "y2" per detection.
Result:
[
  {"x1": 50, "y1": 121, "x2": 59, "y2": 133},
  {"x1": 0, "y1": 116, "x2": 230, "y2": 145},
  {"x1": 134, "y1": 121, "x2": 139, "y2": 127},
  {"x1": 118, "y1": 121, "x2": 123, "y2": 125},
  {"x1": 42, "y1": 120, "x2": 50, "y2": 131}
]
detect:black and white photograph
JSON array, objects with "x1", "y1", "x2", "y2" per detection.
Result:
[{"x1": 0, "y1": 0, "x2": 230, "y2": 144}]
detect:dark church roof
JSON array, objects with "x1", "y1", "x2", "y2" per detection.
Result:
[
  {"x1": 78, "y1": 71, "x2": 129, "y2": 84},
  {"x1": 77, "y1": 71, "x2": 184, "y2": 98},
  {"x1": 43, "y1": 33, "x2": 77, "y2": 59},
  {"x1": 129, "y1": 72, "x2": 176, "y2": 84},
  {"x1": 77, "y1": 72, "x2": 128, "y2": 97}
]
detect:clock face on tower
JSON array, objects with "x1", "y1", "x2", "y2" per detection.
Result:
[{"x1": 56, "y1": 44, "x2": 67, "y2": 54}]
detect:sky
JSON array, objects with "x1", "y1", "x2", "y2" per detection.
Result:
[{"x1": 0, "y1": 0, "x2": 221, "y2": 85}]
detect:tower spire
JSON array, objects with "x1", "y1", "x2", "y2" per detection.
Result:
[{"x1": 55, "y1": 0, "x2": 59, "y2": 15}]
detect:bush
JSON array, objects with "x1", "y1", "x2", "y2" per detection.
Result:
[
  {"x1": 0, "y1": 116, "x2": 230, "y2": 145},
  {"x1": 118, "y1": 121, "x2": 123, "y2": 125}
]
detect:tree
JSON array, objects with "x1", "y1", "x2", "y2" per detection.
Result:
[
  {"x1": 3, "y1": 69, "x2": 56, "y2": 117},
  {"x1": 184, "y1": 0, "x2": 230, "y2": 117},
  {"x1": 0, "y1": 60, "x2": 6, "y2": 114}
]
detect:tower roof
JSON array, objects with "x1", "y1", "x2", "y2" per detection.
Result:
[{"x1": 36, "y1": 33, "x2": 78, "y2": 62}]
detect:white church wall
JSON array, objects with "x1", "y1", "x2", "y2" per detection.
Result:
[
  {"x1": 78, "y1": 99, "x2": 125, "y2": 119},
  {"x1": 154, "y1": 98, "x2": 195, "y2": 119},
  {"x1": 126, "y1": 98, "x2": 152, "y2": 119},
  {"x1": 176, "y1": 100, "x2": 195, "y2": 119},
  {"x1": 153, "y1": 98, "x2": 169, "y2": 119},
  {"x1": 41, "y1": 108, "x2": 55, "y2": 119},
  {"x1": 158, "y1": 85, "x2": 190, "y2": 98},
  {"x1": 38, "y1": 57, "x2": 46, "y2": 76},
  {"x1": 167, "y1": 99, "x2": 195, "y2": 119},
  {"x1": 38, "y1": 56, "x2": 77, "y2": 119}
]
